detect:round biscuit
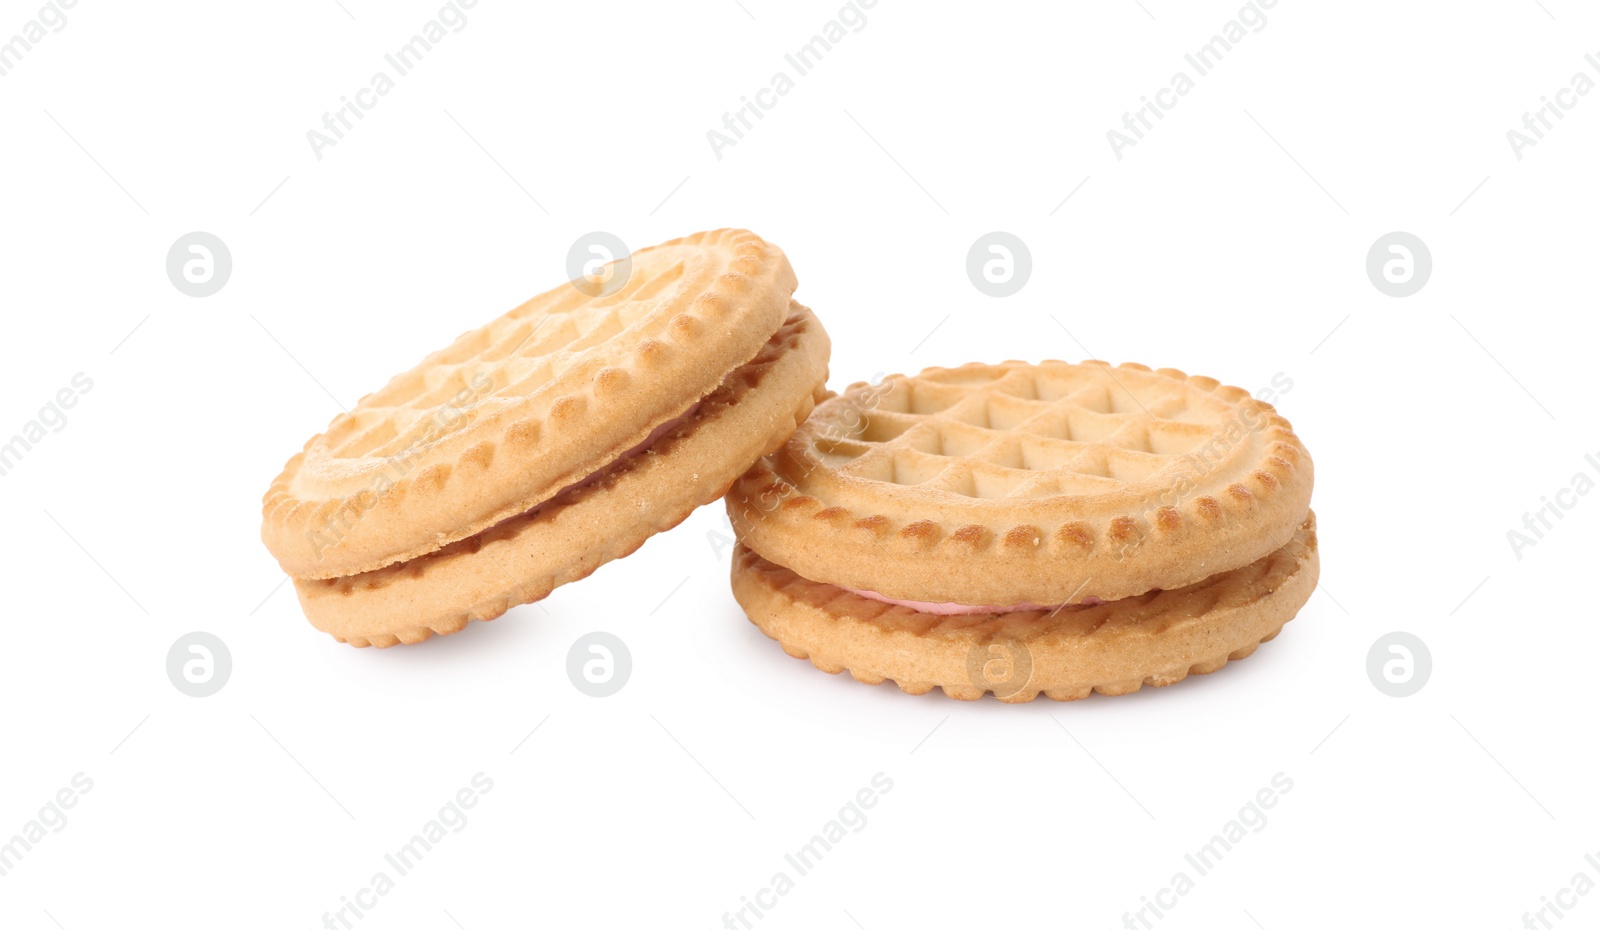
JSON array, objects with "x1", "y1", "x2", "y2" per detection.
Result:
[
  {"x1": 729, "y1": 361, "x2": 1313, "y2": 605},
  {"x1": 729, "y1": 514, "x2": 1318, "y2": 702}
]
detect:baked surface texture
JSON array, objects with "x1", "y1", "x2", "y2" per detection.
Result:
[
  {"x1": 264, "y1": 229, "x2": 796, "y2": 579},
  {"x1": 728, "y1": 361, "x2": 1313, "y2": 605}
]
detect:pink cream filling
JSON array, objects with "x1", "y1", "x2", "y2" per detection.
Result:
[{"x1": 842, "y1": 588, "x2": 1105, "y2": 615}]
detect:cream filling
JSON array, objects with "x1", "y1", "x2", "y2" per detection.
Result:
[
  {"x1": 519, "y1": 400, "x2": 704, "y2": 517},
  {"x1": 842, "y1": 588, "x2": 1105, "y2": 616}
]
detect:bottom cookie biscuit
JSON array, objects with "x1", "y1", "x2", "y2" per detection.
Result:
[{"x1": 729, "y1": 514, "x2": 1318, "y2": 702}]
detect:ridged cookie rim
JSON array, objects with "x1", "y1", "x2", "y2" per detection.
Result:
[{"x1": 728, "y1": 360, "x2": 1313, "y2": 604}]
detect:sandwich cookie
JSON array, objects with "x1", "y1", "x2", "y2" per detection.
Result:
[
  {"x1": 260, "y1": 229, "x2": 830, "y2": 645},
  {"x1": 726, "y1": 360, "x2": 1317, "y2": 701}
]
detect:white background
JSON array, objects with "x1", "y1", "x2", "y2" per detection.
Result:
[{"x1": 2, "y1": 1, "x2": 1596, "y2": 927}]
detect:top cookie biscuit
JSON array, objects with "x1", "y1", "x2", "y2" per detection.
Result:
[
  {"x1": 263, "y1": 229, "x2": 796, "y2": 579},
  {"x1": 728, "y1": 361, "x2": 1313, "y2": 605}
]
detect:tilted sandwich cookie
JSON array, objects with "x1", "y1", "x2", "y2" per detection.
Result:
[
  {"x1": 260, "y1": 229, "x2": 831, "y2": 646},
  {"x1": 726, "y1": 360, "x2": 1317, "y2": 702}
]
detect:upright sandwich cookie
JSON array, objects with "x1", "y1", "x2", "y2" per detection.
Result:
[
  {"x1": 261, "y1": 229, "x2": 830, "y2": 646},
  {"x1": 727, "y1": 361, "x2": 1317, "y2": 701}
]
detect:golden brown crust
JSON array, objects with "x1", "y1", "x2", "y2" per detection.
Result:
[
  {"x1": 294, "y1": 305, "x2": 831, "y2": 646},
  {"x1": 728, "y1": 361, "x2": 1313, "y2": 604},
  {"x1": 729, "y1": 514, "x2": 1318, "y2": 702},
  {"x1": 262, "y1": 229, "x2": 797, "y2": 579}
]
